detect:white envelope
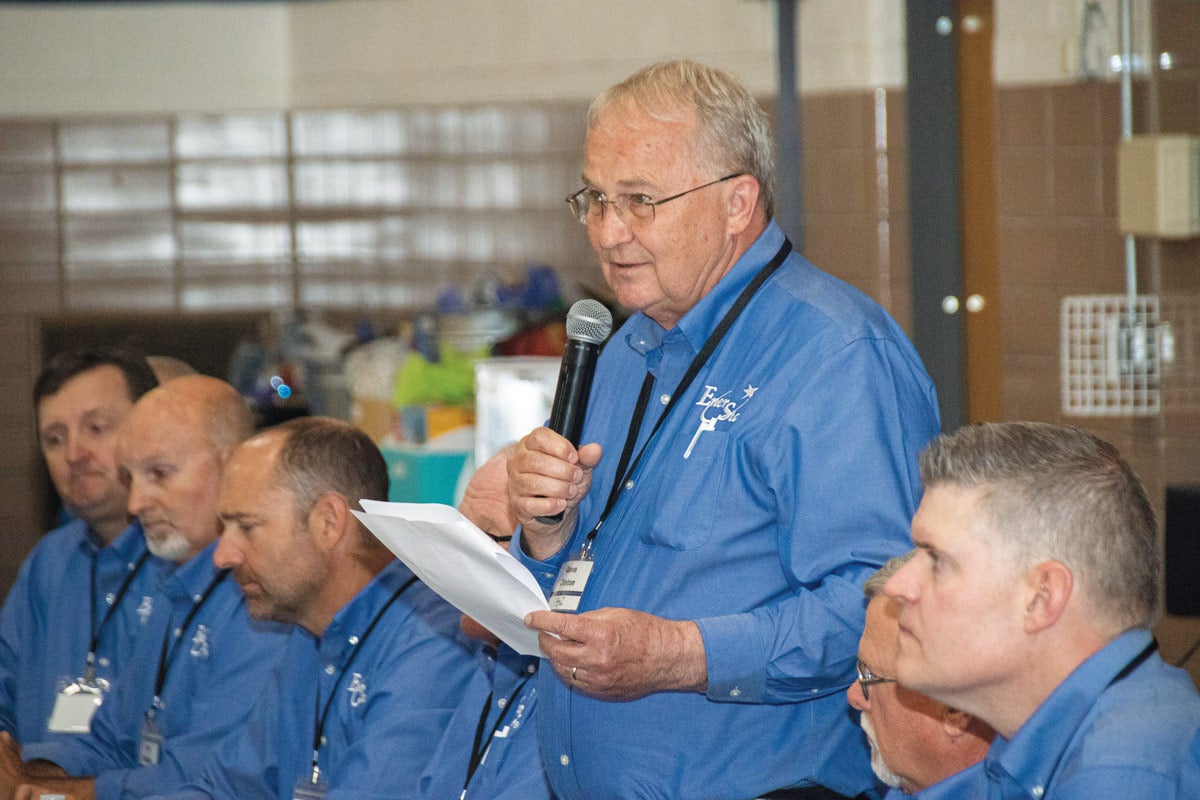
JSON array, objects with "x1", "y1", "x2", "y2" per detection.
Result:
[{"x1": 354, "y1": 500, "x2": 550, "y2": 656}]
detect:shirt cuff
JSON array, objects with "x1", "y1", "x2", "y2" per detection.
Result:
[
  {"x1": 93, "y1": 766, "x2": 127, "y2": 800},
  {"x1": 513, "y1": 527, "x2": 572, "y2": 596},
  {"x1": 695, "y1": 612, "x2": 768, "y2": 703}
]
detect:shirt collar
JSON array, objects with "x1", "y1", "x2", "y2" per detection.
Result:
[
  {"x1": 623, "y1": 221, "x2": 785, "y2": 357},
  {"x1": 105, "y1": 519, "x2": 149, "y2": 562},
  {"x1": 163, "y1": 538, "x2": 222, "y2": 599},
  {"x1": 79, "y1": 517, "x2": 143, "y2": 555},
  {"x1": 321, "y1": 559, "x2": 415, "y2": 658},
  {"x1": 987, "y1": 628, "x2": 1156, "y2": 797}
]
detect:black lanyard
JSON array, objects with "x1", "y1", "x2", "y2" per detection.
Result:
[
  {"x1": 305, "y1": 575, "x2": 419, "y2": 784},
  {"x1": 86, "y1": 549, "x2": 151, "y2": 683},
  {"x1": 579, "y1": 238, "x2": 793, "y2": 555},
  {"x1": 461, "y1": 669, "x2": 535, "y2": 800},
  {"x1": 149, "y1": 569, "x2": 229, "y2": 714}
]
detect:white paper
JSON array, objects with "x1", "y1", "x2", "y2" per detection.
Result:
[{"x1": 354, "y1": 499, "x2": 549, "y2": 656}]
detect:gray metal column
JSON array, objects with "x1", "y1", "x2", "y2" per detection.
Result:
[
  {"x1": 906, "y1": 1, "x2": 965, "y2": 432},
  {"x1": 775, "y1": 0, "x2": 803, "y2": 249}
]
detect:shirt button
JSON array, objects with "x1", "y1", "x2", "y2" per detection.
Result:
[
  {"x1": 193, "y1": 594, "x2": 203, "y2": 603},
  {"x1": 105, "y1": 592, "x2": 115, "y2": 605},
  {"x1": 511, "y1": 720, "x2": 521, "y2": 729},
  {"x1": 324, "y1": 664, "x2": 335, "y2": 675},
  {"x1": 1032, "y1": 788, "x2": 1044, "y2": 798},
  {"x1": 624, "y1": 480, "x2": 634, "y2": 490},
  {"x1": 98, "y1": 657, "x2": 110, "y2": 667},
  {"x1": 320, "y1": 735, "x2": 328, "y2": 745},
  {"x1": 659, "y1": 394, "x2": 670, "y2": 405},
  {"x1": 559, "y1": 755, "x2": 569, "y2": 766},
  {"x1": 729, "y1": 688, "x2": 741, "y2": 698},
  {"x1": 526, "y1": 664, "x2": 536, "y2": 674},
  {"x1": 348, "y1": 635, "x2": 359, "y2": 645},
  {"x1": 544, "y1": 572, "x2": 555, "y2": 580},
  {"x1": 173, "y1": 628, "x2": 182, "y2": 638},
  {"x1": 127, "y1": 561, "x2": 136, "y2": 570},
  {"x1": 497, "y1": 698, "x2": 507, "y2": 709}
]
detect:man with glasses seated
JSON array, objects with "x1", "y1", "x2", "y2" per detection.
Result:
[
  {"x1": 507, "y1": 59, "x2": 940, "y2": 800},
  {"x1": 847, "y1": 553, "x2": 993, "y2": 798}
]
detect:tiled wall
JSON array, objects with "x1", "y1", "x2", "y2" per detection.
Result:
[{"x1": 994, "y1": 0, "x2": 1200, "y2": 682}]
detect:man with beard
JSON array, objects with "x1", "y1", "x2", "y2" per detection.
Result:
[
  {"x1": 847, "y1": 553, "x2": 992, "y2": 798},
  {"x1": 135, "y1": 417, "x2": 477, "y2": 800},
  {"x1": 0, "y1": 350, "x2": 163, "y2": 748},
  {"x1": 3, "y1": 375, "x2": 290, "y2": 800}
]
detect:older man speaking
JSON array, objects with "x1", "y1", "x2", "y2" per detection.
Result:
[{"x1": 509, "y1": 59, "x2": 940, "y2": 800}]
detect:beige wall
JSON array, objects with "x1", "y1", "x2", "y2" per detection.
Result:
[
  {"x1": 0, "y1": 0, "x2": 907, "y2": 116},
  {"x1": 0, "y1": 4, "x2": 291, "y2": 116}
]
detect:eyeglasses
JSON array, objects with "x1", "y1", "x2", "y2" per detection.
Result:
[
  {"x1": 565, "y1": 173, "x2": 743, "y2": 226},
  {"x1": 856, "y1": 659, "x2": 897, "y2": 701}
]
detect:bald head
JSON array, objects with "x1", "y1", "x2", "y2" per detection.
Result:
[
  {"x1": 120, "y1": 376, "x2": 253, "y2": 563},
  {"x1": 147, "y1": 355, "x2": 198, "y2": 384}
]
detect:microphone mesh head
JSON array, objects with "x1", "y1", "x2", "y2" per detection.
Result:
[{"x1": 565, "y1": 299, "x2": 613, "y2": 344}]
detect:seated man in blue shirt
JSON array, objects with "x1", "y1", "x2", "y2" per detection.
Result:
[
  {"x1": 418, "y1": 449, "x2": 553, "y2": 800},
  {"x1": 138, "y1": 416, "x2": 477, "y2": 800},
  {"x1": 0, "y1": 349, "x2": 163, "y2": 747},
  {"x1": 5, "y1": 375, "x2": 291, "y2": 800},
  {"x1": 884, "y1": 422, "x2": 1200, "y2": 800},
  {"x1": 847, "y1": 553, "x2": 992, "y2": 799}
]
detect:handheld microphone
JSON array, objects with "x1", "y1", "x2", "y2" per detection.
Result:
[{"x1": 534, "y1": 299, "x2": 613, "y2": 524}]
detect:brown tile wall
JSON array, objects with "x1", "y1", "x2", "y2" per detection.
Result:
[
  {"x1": 991, "y1": 0, "x2": 1200, "y2": 683},
  {"x1": 791, "y1": 0, "x2": 1200, "y2": 685},
  {"x1": 797, "y1": 89, "x2": 912, "y2": 331}
]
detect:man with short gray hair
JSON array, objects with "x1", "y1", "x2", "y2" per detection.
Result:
[
  {"x1": 885, "y1": 421, "x2": 1200, "y2": 799},
  {"x1": 509, "y1": 59, "x2": 940, "y2": 799}
]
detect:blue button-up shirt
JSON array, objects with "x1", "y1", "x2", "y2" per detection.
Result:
[
  {"x1": 24, "y1": 540, "x2": 291, "y2": 800},
  {"x1": 516, "y1": 222, "x2": 940, "y2": 800},
  {"x1": 155, "y1": 560, "x2": 477, "y2": 800},
  {"x1": 0, "y1": 518, "x2": 164, "y2": 746},
  {"x1": 883, "y1": 762, "x2": 987, "y2": 800},
  {"x1": 984, "y1": 628, "x2": 1200, "y2": 799},
  {"x1": 418, "y1": 645, "x2": 552, "y2": 800}
]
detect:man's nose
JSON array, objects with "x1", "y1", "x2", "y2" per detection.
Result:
[
  {"x1": 847, "y1": 677, "x2": 868, "y2": 712},
  {"x1": 591, "y1": 205, "x2": 635, "y2": 249},
  {"x1": 212, "y1": 533, "x2": 241, "y2": 570}
]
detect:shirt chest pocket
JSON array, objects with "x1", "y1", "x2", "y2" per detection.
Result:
[{"x1": 636, "y1": 430, "x2": 727, "y2": 550}]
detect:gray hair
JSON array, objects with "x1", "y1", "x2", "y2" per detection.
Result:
[
  {"x1": 864, "y1": 551, "x2": 918, "y2": 598},
  {"x1": 268, "y1": 416, "x2": 390, "y2": 552},
  {"x1": 588, "y1": 59, "x2": 777, "y2": 218},
  {"x1": 920, "y1": 422, "x2": 1161, "y2": 631}
]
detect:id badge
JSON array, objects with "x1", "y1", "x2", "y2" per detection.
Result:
[
  {"x1": 548, "y1": 558, "x2": 593, "y2": 612},
  {"x1": 138, "y1": 713, "x2": 163, "y2": 765},
  {"x1": 292, "y1": 776, "x2": 329, "y2": 800},
  {"x1": 47, "y1": 683, "x2": 103, "y2": 734}
]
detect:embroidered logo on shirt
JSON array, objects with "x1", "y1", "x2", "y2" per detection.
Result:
[
  {"x1": 347, "y1": 673, "x2": 367, "y2": 707},
  {"x1": 189, "y1": 624, "x2": 210, "y2": 658},
  {"x1": 684, "y1": 384, "x2": 758, "y2": 459},
  {"x1": 136, "y1": 596, "x2": 154, "y2": 625}
]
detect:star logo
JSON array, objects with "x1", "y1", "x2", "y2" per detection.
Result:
[{"x1": 742, "y1": 384, "x2": 758, "y2": 399}]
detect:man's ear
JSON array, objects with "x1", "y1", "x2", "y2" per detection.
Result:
[
  {"x1": 307, "y1": 491, "x2": 351, "y2": 553},
  {"x1": 725, "y1": 174, "x2": 762, "y2": 235},
  {"x1": 1022, "y1": 560, "x2": 1073, "y2": 634}
]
